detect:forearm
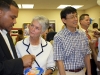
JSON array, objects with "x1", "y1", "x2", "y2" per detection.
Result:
[
  {"x1": 89, "y1": 39, "x2": 100, "y2": 70},
  {"x1": 44, "y1": 69, "x2": 53, "y2": 75},
  {"x1": 92, "y1": 49, "x2": 100, "y2": 70},
  {"x1": 84, "y1": 54, "x2": 91, "y2": 75},
  {"x1": 56, "y1": 60, "x2": 66, "y2": 75}
]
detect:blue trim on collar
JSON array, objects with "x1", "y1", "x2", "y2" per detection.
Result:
[
  {"x1": 22, "y1": 39, "x2": 48, "y2": 68},
  {"x1": 42, "y1": 41, "x2": 47, "y2": 47}
]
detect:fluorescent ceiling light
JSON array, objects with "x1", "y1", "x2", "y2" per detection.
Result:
[
  {"x1": 57, "y1": 5, "x2": 71, "y2": 9},
  {"x1": 18, "y1": 4, "x2": 34, "y2": 9},
  {"x1": 57, "y1": 5, "x2": 83, "y2": 9},
  {"x1": 22, "y1": 4, "x2": 34, "y2": 9},
  {"x1": 71, "y1": 5, "x2": 83, "y2": 9},
  {"x1": 18, "y1": 4, "x2": 21, "y2": 8}
]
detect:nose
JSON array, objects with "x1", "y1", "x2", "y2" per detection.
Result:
[
  {"x1": 31, "y1": 27, "x2": 35, "y2": 31},
  {"x1": 13, "y1": 18, "x2": 17, "y2": 24},
  {"x1": 75, "y1": 17, "x2": 78, "y2": 20}
]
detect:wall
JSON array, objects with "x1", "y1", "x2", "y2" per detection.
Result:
[
  {"x1": 13, "y1": 9, "x2": 84, "y2": 43},
  {"x1": 13, "y1": 5, "x2": 100, "y2": 43},
  {"x1": 85, "y1": 5, "x2": 100, "y2": 28},
  {"x1": 14, "y1": 9, "x2": 84, "y2": 32}
]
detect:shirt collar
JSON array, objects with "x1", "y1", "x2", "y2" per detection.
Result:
[
  {"x1": 63, "y1": 27, "x2": 79, "y2": 35},
  {"x1": 81, "y1": 28, "x2": 86, "y2": 32},
  {"x1": 0, "y1": 29, "x2": 8, "y2": 34},
  {"x1": 23, "y1": 36, "x2": 47, "y2": 46}
]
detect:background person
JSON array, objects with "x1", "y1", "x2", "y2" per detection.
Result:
[
  {"x1": 92, "y1": 23, "x2": 99, "y2": 49},
  {"x1": 24, "y1": 24, "x2": 30, "y2": 36},
  {"x1": 46, "y1": 27, "x2": 57, "y2": 42},
  {"x1": 92, "y1": 23, "x2": 99, "y2": 31},
  {"x1": 90, "y1": 31, "x2": 100, "y2": 75},
  {"x1": 79, "y1": 14, "x2": 97, "y2": 75}
]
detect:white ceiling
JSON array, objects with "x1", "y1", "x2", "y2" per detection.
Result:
[{"x1": 15, "y1": 0, "x2": 98, "y2": 10}]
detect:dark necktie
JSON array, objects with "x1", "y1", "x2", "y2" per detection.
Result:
[{"x1": 6, "y1": 33, "x2": 18, "y2": 58}]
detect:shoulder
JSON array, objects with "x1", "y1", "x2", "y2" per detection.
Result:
[
  {"x1": 54, "y1": 29, "x2": 67, "y2": 42},
  {"x1": 41, "y1": 37, "x2": 52, "y2": 47},
  {"x1": 15, "y1": 40, "x2": 23, "y2": 48},
  {"x1": 77, "y1": 29, "x2": 88, "y2": 40},
  {"x1": 15, "y1": 37, "x2": 29, "y2": 47},
  {"x1": 78, "y1": 29, "x2": 86, "y2": 36},
  {"x1": 54, "y1": 30, "x2": 63, "y2": 38},
  {"x1": 47, "y1": 41, "x2": 53, "y2": 47}
]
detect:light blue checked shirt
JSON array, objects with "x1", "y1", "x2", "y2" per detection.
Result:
[{"x1": 53, "y1": 28, "x2": 91, "y2": 70}]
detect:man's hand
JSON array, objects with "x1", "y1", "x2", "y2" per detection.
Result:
[
  {"x1": 22, "y1": 55, "x2": 35, "y2": 68},
  {"x1": 89, "y1": 39, "x2": 97, "y2": 50},
  {"x1": 93, "y1": 31, "x2": 100, "y2": 38}
]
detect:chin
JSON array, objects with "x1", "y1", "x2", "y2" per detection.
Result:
[
  {"x1": 5, "y1": 29, "x2": 10, "y2": 32},
  {"x1": 74, "y1": 25, "x2": 77, "y2": 26},
  {"x1": 8, "y1": 28, "x2": 12, "y2": 32}
]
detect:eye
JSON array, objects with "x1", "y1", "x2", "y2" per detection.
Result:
[
  {"x1": 75, "y1": 15, "x2": 78, "y2": 18},
  {"x1": 11, "y1": 17, "x2": 15, "y2": 20},
  {"x1": 36, "y1": 27, "x2": 39, "y2": 30},
  {"x1": 30, "y1": 24, "x2": 34, "y2": 27},
  {"x1": 71, "y1": 16, "x2": 74, "y2": 19},
  {"x1": 10, "y1": 15, "x2": 16, "y2": 20}
]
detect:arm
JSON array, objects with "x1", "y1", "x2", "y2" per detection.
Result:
[
  {"x1": 0, "y1": 45, "x2": 23, "y2": 75},
  {"x1": 0, "y1": 58, "x2": 23, "y2": 75},
  {"x1": 56, "y1": 60, "x2": 66, "y2": 75},
  {"x1": 0, "y1": 55, "x2": 35, "y2": 75},
  {"x1": 0, "y1": 44, "x2": 35, "y2": 75},
  {"x1": 84, "y1": 33, "x2": 92, "y2": 75},
  {"x1": 53, "y1": 35, "x2": 66, "y2": 75},
  {"x1": 84, "y1": 54, "x2": 91, "y2": 75},
  {"x1": 90, "y1": 40, "x2": 100, "y2": 70},
  {"x1": 44, "y1": 69, "x2": 53, "y2": 75},
  {"x1": 45, "y1": 44, "x2": 55, "y2": 75},
  {"x1": 91, "y1": 48, "x2": 100, "y2": 70}
]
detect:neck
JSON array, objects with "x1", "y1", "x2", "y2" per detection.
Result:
[
  {"x1": 30, "y1": 37, "x2": 40, "y2": 45},
  {"x1": 81, "y1": 25, "x2": 88, "y2": 30},
  {"x1": 67, "y1": 26, "x2": 76, "y2": 32}
]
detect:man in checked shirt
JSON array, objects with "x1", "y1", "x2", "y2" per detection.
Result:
[{"x1": 53, "y1": 7, "x2": 91, "y2": 75}]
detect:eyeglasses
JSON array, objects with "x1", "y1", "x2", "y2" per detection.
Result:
[{"x1": 66, "y1": 15, "x2": 78, "y2": 20}]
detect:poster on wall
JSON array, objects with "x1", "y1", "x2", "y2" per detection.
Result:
[
  {"x1": 23, "y1": 23, "x2": 30, "y2": 37},
  {"x1": 49, "y1": 20, "x2": 55, "y2": 31}
]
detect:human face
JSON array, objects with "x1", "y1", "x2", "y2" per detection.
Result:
[
  {"x1": 80, "y1": 16, "x2": 90, "y2": 29},
  {"x1": 62, "y1": 13, "x2": 78, "y2": 32},
  {"x1": 29, "y1": 20, "x2": 42, "y2": 39},
  {"x1": 0, "y1": 5, "x2": 18, "y2": 32}
]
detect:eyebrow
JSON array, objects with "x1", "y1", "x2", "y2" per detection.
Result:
[{"x1": 12, "y1": 15, "x2": 17, "y2": 18}]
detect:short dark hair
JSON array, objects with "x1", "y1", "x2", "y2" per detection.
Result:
[
  {"x1": 60, "y1": 6, "x2": 77, "y2": 19},
  {"x1": 79, "y1": 14, "x2": 89, "y2": 21},
  {"x1": 93, "y1": 23, "x2": 98, "y2": 28},
  {"x1": 0, "y1": 0, "x2": 18, "y2": 11}
]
